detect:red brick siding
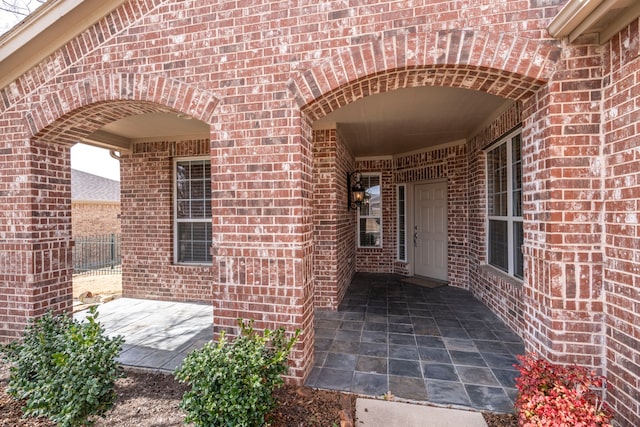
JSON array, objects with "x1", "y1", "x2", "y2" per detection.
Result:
[
  {"x1": 355, "y1": 158, "x2": 395, "y2": 273},
  {"x1": 521, "y1": 37, "x2": 606, "y2": 369},
  {"x1": 72, "y1": 202, "x2": 121, "y2": 237},
  {"x1": 335, "y1": 132, "x2": 358, "y2": 307},
  {"x1": 312, "y1": 129, "x2": 356, "y2": 310},
  {"x1": 467, "y1": 103, "x2": 525, "y2": 335},
  {"x1": 0, "y1": 0, "x2": 563, "y2": 382},
  {"x1": 0, "y1": 138, "x2": 73, "y2": 341},
  {"x1": 602, "y1": 18, "x2": 640, "y2": 427},
  {"x1": 4, "y1": 3, "x2": 640, "y2": 421},
  {"x1": 120, "y1": 139, "x2": 213, "y2": 303}
]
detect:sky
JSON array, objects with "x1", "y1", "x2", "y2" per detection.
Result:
[
  {"x1": 70, "y1": 144, "x2": 121, "y2": 181},
  {"x1": 2, "y1": 2, "x2": 120, "y2": 181},
  {"x1": 0, "y1": 1, "x2": 42, "y2": 34}
]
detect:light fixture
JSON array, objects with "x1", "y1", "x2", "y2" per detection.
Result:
[{"x1": 348, "y1": 171, "x2": 365, "y2": 210}]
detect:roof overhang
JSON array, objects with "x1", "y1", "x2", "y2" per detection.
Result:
[
  {"x1": 548, "y1": 0, "x2": 640, "y2": 44},
  {"x1": 0, "y1": 0, "x2": 126, "y2": 91}
]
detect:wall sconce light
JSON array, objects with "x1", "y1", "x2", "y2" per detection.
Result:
[{"x1": 348, "y1": 171, "x2": 365, "y2": 210}]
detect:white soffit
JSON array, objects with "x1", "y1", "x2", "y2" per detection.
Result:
[{"x1": 548, "y1": 0, "x2": 640, "y2": 44}]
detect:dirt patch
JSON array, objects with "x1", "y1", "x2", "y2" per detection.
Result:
[
  {"x1": 73, "y1": 274, "x2": 122, "y2": 299},
  {"x1": 0, "y1": 362, "x2": 354, "y2": 427},
  {"x1": 1, "y1": 360, "x2": 517, "y2": 426}
]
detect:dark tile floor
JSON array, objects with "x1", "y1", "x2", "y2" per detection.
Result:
[{"x1": 305, "y1": 273, "x2": 525, "y2": 413}]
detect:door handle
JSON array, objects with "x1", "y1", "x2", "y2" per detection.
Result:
[{"x1": 413, "y1": 226, "x2": 418, "y2": 247}]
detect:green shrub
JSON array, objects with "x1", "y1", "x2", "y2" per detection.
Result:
[
  {"x1": 0, "y1": 306, "x2": 124, "y2": 427},
  {"x1": 175, "y1": 319, "x2": 300, "y2": 427}
]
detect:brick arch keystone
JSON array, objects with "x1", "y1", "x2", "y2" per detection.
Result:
[
  {"x1": 289, "y1": 29, "x2": 560, "y2": 119},
  {"x1": 26, "y1": 73, "x2": 219, "y2": 143}
]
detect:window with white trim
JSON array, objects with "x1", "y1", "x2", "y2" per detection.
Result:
[
  {"x1": 487, "y1": 130, "x2": 523, "y2": 279},
  {"x1": 397, "y1": 184, "x2": 407, "y2": 261},
  {"x1": 174, "y1": 158, "x2": 212, "y2": 264},
  {"x1": 358, "y1": 174, "x2": 382, "y2": 248}
]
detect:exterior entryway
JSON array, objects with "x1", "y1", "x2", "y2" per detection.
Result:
[
  {"x1": 414, "y1": 181, "x2": 448, "y2": 281},
  {"x1": 308, "y1": 273, "x2": 524, "y2": 412}
]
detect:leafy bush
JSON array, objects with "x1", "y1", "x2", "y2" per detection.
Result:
[
  {"x1": 175, "y1": 319, "x2": 300, "y2": 427},
  {"x1": 1, "y1": 307, "x2": 124, "y2": 427},
  {"x1": 514, "y1": 354, "x2": 613, "y2": 427}
]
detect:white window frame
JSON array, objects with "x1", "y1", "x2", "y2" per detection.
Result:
[
  {"x1": 173, "y1": 156, "x2": 212, "y2": 265},
  {"x1": 486, "y1": 129, "x2": 523, "y2": 279},
  {"x1": 397, "y1": 184, "x2": 407, "y2": 261},
  {"x1": 357, "y1": 173, "x2": 383, "y2": 248}
]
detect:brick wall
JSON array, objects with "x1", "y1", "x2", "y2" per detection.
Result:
[
  {"x1": 602, "y1": 19, "x2": 640, "y2": 427},
  {"x1": 521, "y1": 37, "x2": 606, "y2": 370},
  {"x1": 72, "y1": 202, "x2": 121, "y2": 237},
  {"x1": 312, "y1": 129, "x2": 356, "y2": 309},
  {"x1": 0, "y1": 0, "x2": 563, "y2": 382},
  {"x1": 120, "y1": 139, "x2": 213, "y2": 303},
  {"x1": 467, "y1": 103, "x2": 525, "y2": 335},
  {"x1": 0, "y1": 138, "x2": 73, "y2": 341},
  {"x1": 4, "y1": 2, "x2": 640, "y2": 421}
]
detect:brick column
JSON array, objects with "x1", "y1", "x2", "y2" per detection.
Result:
[
  {"x1": 522, "y1": 40, "x2": 605, "y2": 368},
  {"x1": 209, "y1": 120, "x2": 315, "y2": 381},
  {"x1": 0, "y1": 138, "x2": 73, "y2": 342},
  {"x1": 313, "y1": 129, "x2": 340, "y2": 308}
]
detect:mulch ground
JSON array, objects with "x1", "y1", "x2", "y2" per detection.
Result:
[{"x1": 1, "y1": 361, "x2": 516, "y2": 426}]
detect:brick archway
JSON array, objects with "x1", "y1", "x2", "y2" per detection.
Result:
[
  {"x1": 289, "y1": 29, "x2": 560, "y2": 116},
  {"x1": 296, "y1": 29, "x2": 562, "y2": 325},
  {"x1": 0, "y1": 74, "x2": 219, "y2": 341},
  {"x1": 26, "y1": 73, "x2": 219, "y2": 143}
]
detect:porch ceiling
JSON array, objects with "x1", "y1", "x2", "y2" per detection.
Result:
[
  {"x1": 82, "y1": 112, "x2": 211, "y2": 152},
  {"x1": 312, "y1": 86, "x2": 511, "y2": 157},
  {"x1": 85, "y1": 86, "x2": 509, "y2": 156}
]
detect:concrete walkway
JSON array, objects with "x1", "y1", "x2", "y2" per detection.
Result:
[
  {"x1": 74, "y1": 297, "x2": 213, "y2": 371},
  {"x1": 356, "y1": 399, "x2": 488, "y2": 427}
]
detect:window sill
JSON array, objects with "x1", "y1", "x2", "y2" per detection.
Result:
[
  {"x1": 478, "y1": 264, "x2": 524, "y2": 289},
  {"x1": 173, "y1": 262, "x2": 212, "y2": 268}
]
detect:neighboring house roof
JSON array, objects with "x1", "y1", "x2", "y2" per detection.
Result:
[{"x1": 71, "y1": 169, "x2": 120, "y2": 202}]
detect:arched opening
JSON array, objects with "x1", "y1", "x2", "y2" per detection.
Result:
[
  {"x1": 299, "y1": 65, "x2": 542, "y2": 311},
  {"x1": 25, "y1": 99, "x2": 216, "y2": 370},
  {"x1": 299, "y1": 64, "x2": 544, "y2": 409}
]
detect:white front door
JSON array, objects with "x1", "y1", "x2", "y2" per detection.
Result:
[{"x1": 414, "y1": 181, "x2": 448, "y2": 281}]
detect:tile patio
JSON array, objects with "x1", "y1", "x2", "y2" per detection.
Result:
[
  {"x1": 74, "y1": 273, "x2": 524, "y2": 414},
  {"x1": 305, "y1": 273, "x2": 524, "y2": 413}
]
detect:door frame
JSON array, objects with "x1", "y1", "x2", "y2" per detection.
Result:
[{"x1": 404, "y1": 178, "x2": 448, "y2": 280}]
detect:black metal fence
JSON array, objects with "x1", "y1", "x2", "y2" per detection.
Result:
[{"x1": 73, "y1": 234, "x2": 122, "y2": 275}]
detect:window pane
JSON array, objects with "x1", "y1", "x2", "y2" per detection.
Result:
[
  {"x1": 489, "y1": 220, "x2": 508, "y2": 272},
  {"x1": 177, "y1": 222, "x2": 212, "y2": 263},
  {"x1": 175, "y1": 159, "x2": 212, "y2": 263},
  {"x1": 359, "y1": 218, "x2": 381, "y2": 247},
  {"x1": 397, "y1": 186, "x2": 406, "y2": 261},
  {"x1": 512, "y1": 134, "x2": 522, "y2": 217},
  {"x1": 488, "y1": 144, "x2": 507, "y2": 216},
  {"x1": 359, "y1": 175, "x2": 381, "y2": 217},
  {"x1": 358, "y1": 174, "x2": 382, "y2": 248},
  {"x1": 513, "y1": 221, "x2": 523, "y2": 279},
  {"x1": 191, "y1": 201, "x2": 205, "y2": 217},
  {"x1": 177, "y1": 201, "x2": 190, "y2": 219}
]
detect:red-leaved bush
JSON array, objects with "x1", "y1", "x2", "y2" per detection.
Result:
[{"x1": 514, "y1": 354, "x2": 613, "y2": 427}]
